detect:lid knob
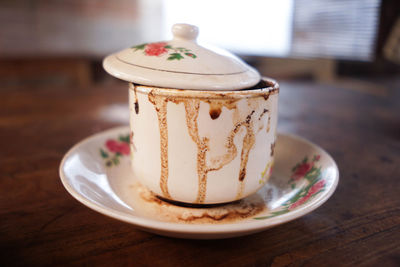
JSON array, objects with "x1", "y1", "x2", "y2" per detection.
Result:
[{"x1": 172, "y1": 23, "x2": 199, "y2": 42}]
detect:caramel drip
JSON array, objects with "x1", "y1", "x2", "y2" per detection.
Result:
[
  {"x1": 236, "y1": 111, "x2": 256, "y2": 199},
  {"x1": 270, "y1": 141, "x2": 276, "y2": 156},
  {"x1": 258, "y1": 108, "x2": 269, "y2": 131},
  {"x1": 205, "y1": 99, "x2": 238, "y2": 109},
  {"x1": 238, "y1": 111, "x2": 256, "y2": 181},
  {"x1": 131, "y1": 84, "x2": 140, "y2": 114},
  {"x1": 235, "y1": 98, "x2": 270, "y2": 199},
  {"x1": 262, "y1": 93, "x2": 270, "y2": 101},
  {"x1": 147, "y1": 90, "x2": 272, "y2": 203},
  {"x1": 180, "y1": 99, "x2": 243, "y2": 203},
  {"x1": 262, "y1": 93, "x2": 271, "y2": 133},
  {"x1": 258, "y1": 108, "x2": 268, "y2": 120},
  {"x1": 205, "y1": 102, "x2": 243, "y2": 172},
  {"x1": 148, "y1": 92, "x2": 171, "y2": 198},
  {"x1": 209, "y1": 107, "x2": 221, "y2": 120},
  {"x1": 207, "y1": 122, "x2": 239, "y2": 171},
  {"x1": 207, "y1": 99, "x2": 238, "y2": 120},
  {"x1": 181, "y1": 99, "x2": 210, "y2": 203}
]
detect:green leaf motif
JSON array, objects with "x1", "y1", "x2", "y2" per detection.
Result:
[
  {"x1": 285, "y1": 189, "x2": 305, "y2": 205},
  {"x1": 305, "y1": 167, "x2": 321, "y2": 183},
  {"x1": 119, "y1": 134, "x2": 130, "y2": 143},
  {"x1": 185, "y1": 52, "x2": 197, "y2": 58},
  {"x1": 100, "y1": 149, "x2": 108, "y2": 159},
  {"x1": 131, "y1": 43, "x2": 197, "y2": 61},
  {"x1": 132, "y1": 43, "x2": 146, "y2": 50},
  {"x1": 176, "y1": 47, "x2": 190, "y2": 52},
  {"x1": 100, "y1": 133, "x2": 131, "y2": 167},
  {"x1": 254, "y1": 154, "x2": 325, "y2": 220},
  {"x1": 167, "y1": 53, "x2": 184, "y2": 60},
  {"x1": 254, "y1": 209, "x2": 289, "y2": 220}
]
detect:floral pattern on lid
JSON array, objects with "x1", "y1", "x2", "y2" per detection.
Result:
[
  {"x1": 132, "y1": 42, "x2": 197, "y2": 60},
  {"x1": 103, "y1": 23, "x2": 261, "y2": 90}
]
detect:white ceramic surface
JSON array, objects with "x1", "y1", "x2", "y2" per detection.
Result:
[
  {"x1": 103, "y1": 23, "x2": 260, "y2": 90},
  {"x1": 59, "y1": 126, "x2": 339, "y2": 239},
  {"x1": 129, "y1": 78, "x2": 279, "y2": 204}
]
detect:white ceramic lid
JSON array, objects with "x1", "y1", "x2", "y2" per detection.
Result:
[{"x1": 103, "y1": 24, "x2": 261, "y2": 90}]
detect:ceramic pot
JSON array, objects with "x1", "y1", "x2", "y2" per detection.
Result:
[
  {"x1": 129, "y1": 79, "x2": 278, "y2": 204},
  {"x1": 103, "y1": 23, "x2": 279, "y2": 204}
]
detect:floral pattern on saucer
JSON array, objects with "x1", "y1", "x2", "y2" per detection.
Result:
[
  {"x1": 60, "y1": 127, "x2": 339, "y2": 239},
  {"x1": 254, "y1": 155, "x2": 325, "y2": 220},
  {"x1": 100, "y1": 134, "x2": 130, "y2": 167},
  {"x1": 132, "y1": 42, "x2": 197, "y2": 60}
]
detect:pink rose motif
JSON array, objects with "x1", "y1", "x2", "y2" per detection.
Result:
[
  {"x1": 308, "y1": 179, "x2": 325, "y2": 195},
  {"x1": 292, "y1": 162, "x2": 313, "y2": 181},
  {"x1": 289, "y1": 180, "x2": 326, "y2": 210},
  {"x1": 106, "y1": 140, "x2": 119, "y2": 153},
  {"x1": 106, "y1": 139, "x2": 130, "y2": 155},
  {"x1": 289, "y1": 194, "x2": 311, "y2": 210},
  {"x1": 117, "y1": 142, "x2": 130, "y2": 155},
  {"x1": 144, "y1": 42, "x2": 168, "y2": 56}
]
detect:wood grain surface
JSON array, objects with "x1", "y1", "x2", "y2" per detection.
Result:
[{"x1": 1, "y1": 79, "x2": 399, "y2": 266}]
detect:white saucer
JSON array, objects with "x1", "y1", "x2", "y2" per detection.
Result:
[{"x1": 59, "y1": 126, "x2": 339, "y2": 239}]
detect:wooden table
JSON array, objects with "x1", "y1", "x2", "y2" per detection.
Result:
[{"x1": 1, "y1": 79, "x2": 399, "y2": 266}]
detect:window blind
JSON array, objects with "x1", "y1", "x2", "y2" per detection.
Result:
[{"x1": 291, "y1": 0, "x2": 380, "y2": 61}]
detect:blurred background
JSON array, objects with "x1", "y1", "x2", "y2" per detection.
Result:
[{"x1": 0, "y1": 0, "x2": 399, "y2": 92}]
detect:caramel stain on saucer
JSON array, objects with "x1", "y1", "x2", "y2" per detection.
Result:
[
  {"x1": 147, "y1": 88, "x2": 277, "y2": 204},
  {"x1": 134, "y1": 183, "x2": 265, "y2": 224}
]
